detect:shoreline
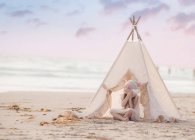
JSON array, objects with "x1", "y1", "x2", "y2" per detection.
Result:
[{"x1": 1, "y1": 90, "x2": 195, "y2": 95}]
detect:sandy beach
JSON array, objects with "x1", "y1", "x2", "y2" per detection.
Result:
[{"x1": 0, "y1": 91, "x2": 195, "y2": 140}]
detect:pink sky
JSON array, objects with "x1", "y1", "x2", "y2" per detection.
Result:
[{"x1": 0, "y1": 0, "x2": 195, "y2": 68}]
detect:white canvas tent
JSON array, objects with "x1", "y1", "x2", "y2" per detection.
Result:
[{"x1": 74, "y1": 17, "x2": 180, "y2": 121}]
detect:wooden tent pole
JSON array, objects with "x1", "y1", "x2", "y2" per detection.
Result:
[
  {"x1": 132, "y1": 16, "x2": 136, "y2": 41},
  {"x1": 135, "y1": 27, "x2": 142, "y2": 41},
  {"x1": 130, "y1": 18, "x2": 133, "y2": 24},
  {"x1": 133, "y1": 16, "x2": 135, "y2": 24},
  {"x1": 127, "y1": 16, "x2": 142, "y2": 41},
  {"x1": 136, "y1": 17, "x2": 141, "y2": 25},
  {"x1": 127, "y1": 29, "x2": 134, "y2": 40}
]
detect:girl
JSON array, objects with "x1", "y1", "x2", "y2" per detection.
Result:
[{"x1": 109, "y1": 80, "x2": 140, "y2": 121}]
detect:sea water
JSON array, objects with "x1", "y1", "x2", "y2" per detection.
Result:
[{"x1": 0, "y1": 55, "x2": 195, "y2": 94}]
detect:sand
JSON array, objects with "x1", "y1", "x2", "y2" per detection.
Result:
[{"x1": 0, "y1": 91, "x2": 195, "y2": 140}]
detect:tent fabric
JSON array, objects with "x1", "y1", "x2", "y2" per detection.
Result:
[
  {"x1": 73, "y1": 39, "x2": 180, "y2": 121},
  {"x1": 141, "y1": 43, "x2": 180, "y2": 120}
]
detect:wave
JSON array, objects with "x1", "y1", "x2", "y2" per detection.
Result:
[{"x1": 0, "y1": 55, "x2": 195, "y2": 93}]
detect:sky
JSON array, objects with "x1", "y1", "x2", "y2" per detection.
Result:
[{"x1": 0, "y1": 0, "x2": 195, "y2": 68}]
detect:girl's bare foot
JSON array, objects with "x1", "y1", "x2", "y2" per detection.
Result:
[{"x1": 123, "y1": 117, "x2": 129, "y2": 121}]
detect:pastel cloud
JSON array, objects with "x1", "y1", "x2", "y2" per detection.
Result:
[
  {"x1": 100, "y1": 0, "x2": 127, "y2": 14},
  {"x1": 0, "y1": 30, "x2": 7, "y2": 35},
  {"x1": 168, "y1": 12, "x2": 195, "y2": 31},
  {"x1": 99, "y1": 0, "x2": 159, "y2": 14},
  {"x1": 185, "y1": 24, "x2": 195, "y2": 35},
  {"x1": 8, "y1": 10, "x2": 33, "y2": 17},
  {"x1": 178, "y1": 0, "x2": 195, "y2": 6},
  {"x1": 121, "y1": 3, "x2": 169, "y2": 30},
  {"x1": 75, "y1": 27, "x2": 96, "y2": 37},
  {"x1": 0, "y1": 3, "x2": 6, "y2": 9},
  {"x1": 66, "y1": 10, "x2": 81, "y2": 16},
  {"x1": 145, "y1": 31, "x2": 150, "y2": 37},
  {"x1": 66, "y1": 3, "x2": 84, "y2": 16},
  {"x1": 27, "y1": 18, "x2": 47, "y2": 28},
  {"x1": 40, "y1": 5, "x2": 58, "y2": 13},
  {"x1": 132, "y1": 3, "x2": 169, "y2": 20}
]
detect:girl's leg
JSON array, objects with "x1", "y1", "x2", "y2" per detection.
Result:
[
  {"x1": 128, "y1": 95, "x2": 133, "y2": 108},
  {"x1": 124, "y1": 109, "x2": 133, "y2": 119},
  {"x1": 110, "y1": 108, "x2": 131, "y2": 121},
  {"x1": 133, "y1": 95, "x2": 138, "y2": 108},
  {"x1": 111, "y1": 112, "x2": 128, "y2": 121}
]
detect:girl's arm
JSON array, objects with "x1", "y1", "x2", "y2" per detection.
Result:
[
  {"x1": 132, "y1": 95, "x2": 139, "y2": 108},
  {"x1": 109, "y1": 79, "x2": 126, "y2": 92},
  {"x1": 121, "y1": 92, "x2": 132, "y2": 108},
  {"x1": 102, "y1": 80, "x2": 125, "y2": 94},
  {"x1": 129, "y1": 97, "x2": 133, "y2": 108},
  {"x1": 103, "y1": 70, "x2": 133, "y2": 93}
]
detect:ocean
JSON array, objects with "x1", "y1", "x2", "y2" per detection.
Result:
[{"x1": 0, "y1": 55, "x2": 195, "y2": 94}]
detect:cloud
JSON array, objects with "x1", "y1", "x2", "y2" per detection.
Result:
[
  {"x1": 99, "y1": 0, "x2": 159, "y2": 14},
  {"x1": 132, "y1": 3, "x2": 170, "y2": 21},
  {"x1": 27, "y1": 18, "x2": 47, "y2": 28},
  {"x1": 52, "y1": 0, "x2": 62, "y2": 3},
  {"x1": 0, "y1": 3, "x2": 6, "y2": 9},
  {"x1": 100, "y1": 0, "x2": 127, "y2": 14},
  {"x1": 40, "y1": 5, "x2": 58, "y2": 13},
  {"x1": 66, "y1": 10, "x2": 81, "y2": 16},
  {"x1": 145, "y1": 31, "x2": 150, "y2": 36},
  {"x1": 75, "y1": 27, "x2": 96, "y2": 37},
  {"x1": 178, "y1": 0, "x2": 195, "y2": 6},
  {"x1": 168, "y1": 12, "x2": 195, "y2": 30},
  {"x1": 66, "y1": 4, "x2": 84, "y2": 16},
  {"x1": 185, "y1": 24, "x2": 195, "y2": 35},
  {"x1": 168, "y1": 12, "x2": 195, "y2": 36},
  {"x1": 121, "y1": 3, "x2": 169, "y2": 30},
  {"x1": 9, "y1": 10, "x2": 33, "y2": 17},
  {"x1": 0, "y1": 30, "x2": 7, "y2": 35}
]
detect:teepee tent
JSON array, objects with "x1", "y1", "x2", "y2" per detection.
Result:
[{"x1": 74, "y1": 17, "x2": 180, "y2": 121}]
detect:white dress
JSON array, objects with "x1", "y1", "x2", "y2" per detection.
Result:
[
  {"x1": 130, "y1": 96, "x2": 140, "y2": 121},
  {"x1": 110, "y1": 93, "x2": 140, "y2": 121}
]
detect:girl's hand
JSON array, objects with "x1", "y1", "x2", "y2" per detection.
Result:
[
  {"x1": 103, "y1": 84, "x2": 112, "y2": 95},
  {"x1": 143, "y1": 82, "x2": 148, "y2": 86},
  {"x1": 103, "y1": 84, "x2": 108, "y2": 90},
  {"x1": 107, "y1": 89, "x2": 112, "y2": 95},
  {"x1": 127, "y1": 91, "x2": 133, "y2": 97}
]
